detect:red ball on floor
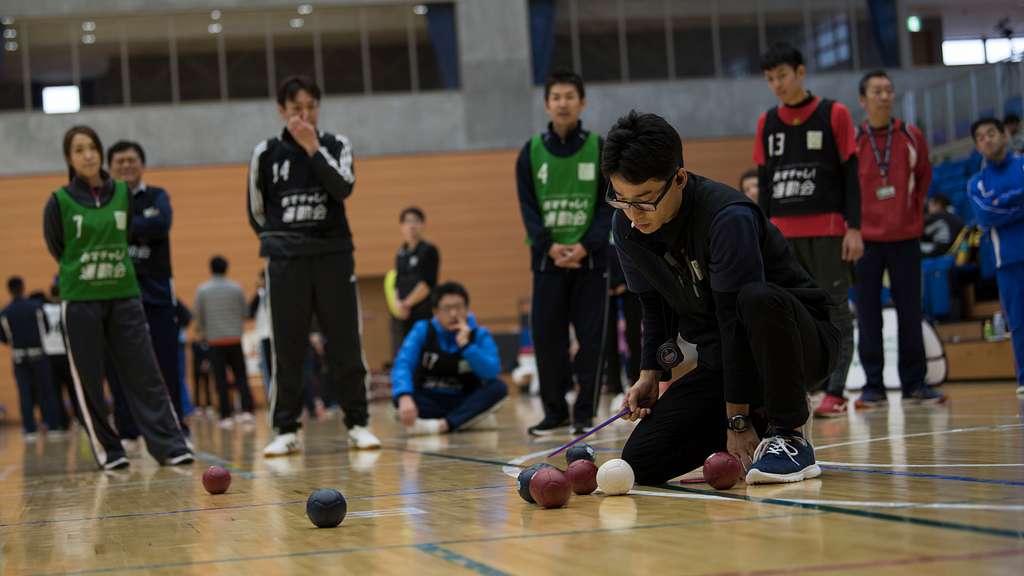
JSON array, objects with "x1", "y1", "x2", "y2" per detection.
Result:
[
  {"x1": 703, "y1": 452, "x2": 742, "y2": 490},
  {"x1": 202, "y1": 466, "x2": 232, "y2": 494},
  {"x1": 566, "y1": 459, "x2": 598, "y2": 495},
  {"x1": 529, "y1": 467, "x2": 571, "y2": 508}
]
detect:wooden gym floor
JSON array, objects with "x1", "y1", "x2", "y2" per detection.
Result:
[{"x1": 1, "y1": 382, "x2": 1022, "y2": 575}]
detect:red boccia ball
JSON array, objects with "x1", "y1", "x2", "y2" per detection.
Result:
[
  {"x1": 202, "y1": 466, "x2": 232, "y2": 494},
  {"x1": 565, "y1": 459, "x2": 599, "y2": 495},
  {"x1": 529, "y1": 467, "x2": 571, "y2": 508},
  {"x1": 703, "y1": 452, "x2": 742, "y2": 490}
]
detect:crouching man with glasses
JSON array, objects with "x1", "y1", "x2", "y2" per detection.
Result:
[{"x1": 605, "y1": 111, "x2": 841, "y2": 486}]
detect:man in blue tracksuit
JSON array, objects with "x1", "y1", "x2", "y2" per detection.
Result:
[
  {"x1": 392, "y1": 282, "x2": 507, "y2": 435},
  {"x1": 968, "y1": 118, "x2": 1024, "y2": 395},
  {"x1": 1, "y1": 276, "x2": 62, "y2": 439}
]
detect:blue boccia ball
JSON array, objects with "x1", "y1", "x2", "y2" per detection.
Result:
[
  {"x1": 566, "y1": 444, "x2": 596, "y2": 466},
  {"x1": 517, "y1": 463, "x2": 555, "y2": 503},
  {"x1": 306, "y1": 488, "x2": 347, "y2": 528}
]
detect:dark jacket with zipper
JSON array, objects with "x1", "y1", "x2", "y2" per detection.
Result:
[{"x1": 515, "y1": 121, "x2": 613, "y2": 272}]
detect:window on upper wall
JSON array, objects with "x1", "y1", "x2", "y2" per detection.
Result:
[
  {"x1": 124, "y1": 17, "x2": 172, "y2": 104},
  {"x1": 578, "y1": 0, "x2": 622, "y2": 82},
  {"x1": 811, "y1": 0, "x2": 852, "y2": 71},
  {"x1": 222, "y1": 12, "x2": 269, "y2": 100},
  {"x1": 319, "y1": 7, "x2": 364, "y2": 95},
  {"x1": 625, "y1": 0, "x2": 668, "y2": 81},
  {"x1": 27, "y1": 20, "x2": 74, "y2": 110},
  {"x1": 0, "y1": 20, "x2": 26, "y2": 110},
  {"x1": 269, "y1": 8, "x2": 315, "y2": 89},
  {"x1": 366, "y1": 5, "x2": 412, "y2": 93},
  {"x1": 78, "y1": 17, "x2": 124, "y2": 107},
  {"x1": 671, "y1": 0, "x2": 714, "y2": 78},
  {"x1": 175, "y1": 12, "x2": 222, "y2": 102},
  {"x1": 719, "y1": 0, "x2": 760, "y2": 77}
]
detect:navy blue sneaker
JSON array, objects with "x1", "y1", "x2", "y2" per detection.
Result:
[
  {"x1": 906, "y1": 386, "x2": 949, "y2": 405},
  {"x1": 854, "y1": 387, "x2": 888, "y2": 410},
  {"x1": 746, "y1": 434, "x2": 821, "y2": 485}
]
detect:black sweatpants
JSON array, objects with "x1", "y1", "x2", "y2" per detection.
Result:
[
  {"x1": 854, "y1": 240, "x2": 926, "y2": 394},
  {"x1": 531, "y1": 267, "x2": 609, "y2": 425},
  {"x1": 12, "y1": 357, "x2": 60, "y2": 434},
  {"x1": 62, "y1": 298, "x2": 189, "y2": 468},
  {"x1": 144, "y1": 303, "x2": 188, "y2": 434},
  {"x1": 49, "y1": 354, "x2": 83, "y2": 427},
  {"x1": 622, "y1": 283, "x2": 837, "y2": 485},
  {"x1": 267, "y1": 251, "x2": 369, "y2": 433},
  {"x1": 191, "y1": 341, "x2": 213, "y2": 408},
  {"x1": 604, "y1": 291, "x2": 641, "y2": 392},
  {"x1": 209, "y1": 343, "x2": 255, "y2": 419},
  {"x1": 788, "y1": 236, "x2": 854, "y2": 397}
]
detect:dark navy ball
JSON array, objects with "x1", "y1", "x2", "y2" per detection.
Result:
[
  {"x1": 306, "y1": 488, "x2": 347, "y2": 528},
  {"x1": 566, "y1": 444, "x2": 596, "y2": 465},
  {"x1": 517, "y1": 463, "x2": 555, "y2": 503}
]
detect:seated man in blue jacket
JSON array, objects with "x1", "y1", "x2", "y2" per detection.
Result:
[
  {"x1": 968, "y1": 117, "x2": 1024, "y2": 396},
  {"x1": 392, "y1": 282, "x2": 508, "y2": 435}
]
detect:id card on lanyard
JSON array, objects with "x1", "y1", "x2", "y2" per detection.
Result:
[{"x1": 867, "y1": 121, "x2": 895, "y2": 200}]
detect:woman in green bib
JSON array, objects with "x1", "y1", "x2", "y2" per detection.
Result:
[{"x1": 43, "y1": 126, "x2": 192, "y2": 471}]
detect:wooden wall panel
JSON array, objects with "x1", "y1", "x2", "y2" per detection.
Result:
[{"x1": 0, "y1": 137, "x2": 754, "y2": 422}]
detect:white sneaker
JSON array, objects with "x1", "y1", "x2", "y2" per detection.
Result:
[
  {"x1": 218, "y1": 418, "x2": 235, "y2": 430},
  {"x1": 121, "y1": 438, "x2": 140, "y2": 452},
  {"x1": 405, "y1": 418, "x2": 445, "y2": 436},
  {"x1": 234, "y1": 412, "x2": 255, "y2": 424},
  {"x1": 166, "y1": 452, "x2": 195, "y2": 466},
  {"x1": 47, "y1": 429, "x2": 70, "y2": 439},
  {"x1": 462, "y1": 414, "x2": 498, "y2": 431},
  {"x1": 205, "y1": 406, "x2": 218, "y2": 418},
  {"x1": 103, "y1": 456, "x2": 130, "y2": 471},
  {"x1": 1017, "y1": 385, "x2": 1024, "y2": 396},
  {"x1": 24, "y1": 432, "x2": 39, "y2": 443},
  {"x1": 263, "y1": 432, "x2": 301, "y2": 457},
  {"x1": 348, "y1": 425, "x2": 381, "y2": 449}
]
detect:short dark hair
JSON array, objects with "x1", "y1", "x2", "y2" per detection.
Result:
[
  {"x1": 277, "y1": 75, "x2": 321, "y2": 106},
  {"x1": 28, "y1": 290, "x2": 47, "y2": 303},
  {"x1": 1005, "y1": 113, "x2": 1020, "y2": 125},
  {"x1": 601, "y1": 111, "x2": 684, "y2": 185},
  {"x1": 544, "y1": 69, "x2": 585, "y2": 101},
  {"x1": 49, "y1": 283, "x2": 60, "y2": 299},
  {"x1": 107, "y1": 140, "x2": 146, "y2": 165},
  {"x1": 760, "y1": 42, "x2": 804, "y2": 71},
  {"x1": 210, "y1": 255, "x2": 229, "y2": 275},
  {"x1": 7, "y1": 276, "x2": 24, "y2": 295},
  {"x1": 971, "y1": 117, "x2": 1005, "y2": 140},
  {"x1": 62, "y1": 125, "x2": 103, "y2": 181},
  {"x1": 859, "y1": 69, "x2": 892, "y2": 96},
  {"x1": 929, "y1": 194, "x2": 951, "y2": 209},
  {"x1": 739, "y1": 168, "x2": 758, "y2": 188},
  {"x1": 400, "y1": 207, "x2": 425, "y2": 223},
  {"x1": 432, "y1": 281, "x2": 470, "y2": 308}
]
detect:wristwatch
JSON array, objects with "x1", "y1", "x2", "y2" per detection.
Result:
[{"x1": 727, "y1": 414, "x2": 750, "y2": 432}]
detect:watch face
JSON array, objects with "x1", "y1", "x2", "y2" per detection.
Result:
[{"x1": 729, "y1": 415, "x2": 748, "y2": 431}]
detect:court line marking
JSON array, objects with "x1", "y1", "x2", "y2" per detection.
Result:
[
  {"x1": 814, "y1": 423, "x2": 1024, "y2": 450},
  {"x1": 698, "y1": 546, "x2": 1024, "y2": 575},
  {"x1": 657, "y1": 484, "x2": 1024, "y2": 539},
  {"x1": 0, "y1": 485, "x2": 507, "y2": 529},
  {"x1": 630, "y1": 489, "x2": 1024, "y2": 511},
  {"x1": 820, "y1": 461, "x2": 1024, "y2": 468},
  {"x1": 194, "y1": 451, "x2": 256, "y2": 479},
  {"x1": 27, "y1": 510, "x2": 821, "y2": 575},
  {"x1": 415, "y1": 544, "x2": 510, "y2": 576},
  {"x1": 820, "y1": 466, "x2": 1024, "y2": 487}
]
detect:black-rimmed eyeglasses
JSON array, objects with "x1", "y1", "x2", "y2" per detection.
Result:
[{"x1": 605, "y1": 168, "x2": 679, "y2": 212}]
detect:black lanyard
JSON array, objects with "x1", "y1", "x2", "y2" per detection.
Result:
[{"x1": 865, "y1": 120, "x2": 894, "y2": 183}]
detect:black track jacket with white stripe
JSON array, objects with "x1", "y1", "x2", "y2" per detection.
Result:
[{"x1": 247, "y1": 128, "x2": 356, "y2": 258}]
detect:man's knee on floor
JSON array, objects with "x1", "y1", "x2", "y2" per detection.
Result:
[{"x1": 737, "y1": 283, "x2": 787, "y2": 324}]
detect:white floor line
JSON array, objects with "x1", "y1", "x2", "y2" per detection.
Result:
[{"x1": 630, "y1": 489, "x2": 1024, "y2": 512}]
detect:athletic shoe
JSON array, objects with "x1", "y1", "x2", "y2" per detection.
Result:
[
  {"x1": 1017, "y1": 385, "x2": 1024, "y2": 396},
  {"x1": 813, "y1": 394, "x2": 847, "y2": 418},
  {"x1": 103, "y1": 455, "x2": 131, "y2": 471},
  {"x1": 204, "y1": 406, "x2": 218, "y2": 418},
  {"x1": 234, "y1": 412, "x2": 255, "y2": 424},
  {"x1": 571, "y1": 420, "x2": 593, "y2": 435},
  {"x1": 854, "y1": 387, "x2": 888, "y2": 410},
  {"x1": 405, "y1": 418, "x2": 445, "y2": 436},
  {"x1": 263, "y1": 432, "x2": 301, "y2": 457},
  {"x1": 907, "y1": 386, "x2": 949, "y2": 405},
  {"x1": 348, "y1": 425, "x2": 381, "y2": 450},
  {"x1": 218, "y1": 418, "x2": 235, "y2": 430},
  {"x1": 166, "y1": 452, "x2": 195, "y2": 466},
  {"x1": 746, "y1": 433, "x2": 821, "y2": 485},
  {"x1": 463, "y1": 414, "x2": 499, "y2": 431},
  {"x1": 23, "y1": 432, "x2": 39, "y2": 443},
  {"x1": 528, "y1": 417, "x2": 570, "y2": 437},
  {"x1": 121, "y1": 438, "x2": 141, "y2": 452},
  {"x1": 47, "y1": 429, "x2": 70, "y2": 439}
]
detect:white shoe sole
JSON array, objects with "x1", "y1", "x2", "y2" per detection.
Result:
[{"x1": 745, "y1": 464, "x2": 822, "y2": 485}]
